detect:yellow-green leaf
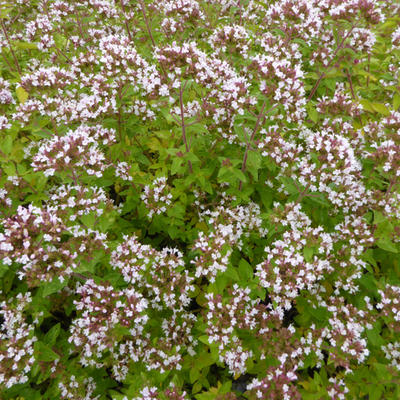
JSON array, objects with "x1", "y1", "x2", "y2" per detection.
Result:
[
  {"x1": 16, "y1": 87, "x2": 28, "y2": 104},
  {"x1": 393, "y1": 93, "x2": 400, "y2": 111},
  {"x1": 372, "y1": 103, "x2": 390, "y2": 116},
  {"x1": 360, "y1": 99, "x2": 375, "y2": 113},
  {"x1": 13, "y1": 41, "x2": 38, "y2": 50}
]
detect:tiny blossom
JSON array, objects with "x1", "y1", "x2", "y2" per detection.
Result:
[
  {"x1": 326, "y1": 377, "x2": 350, "y2": 400},
  {"x1": 0, "y1": 77, "x2": 14, "y2": 104},
  {"x1": 192, "y1": 197, "x2": 267, "y2": 282},
  {"x1": 110, "y1": 235, "x2": 194, "y2": 311},
  {"x1": 0, "y1": 204, "x2": 107, "y2": 286},
  {"x1": 209, "y1": 24, "x2": 250, "y2": 56},
  {"x1": 392, "y1": 26, "x2": 400, "y2": 48},
  {"x1": 0, "y1": 187, "x2": 12, "y2": 208},
  {"x1": 160, "y1": 0, "x2": 205, "y2": 36},
  {"x1": 0, "y1": 115, "x2": 11, "y2": 130},
  {"x1": 58, "y1": 375, "x2": 100, "y2": 400},
  {"x1": 204, "y1": 285, "x2": 258, "y2": 375},
  {"x1": 129, "y1": 384, "x2": 189, "y2": 400},
  {"x1": 141, "y1": 176, "x2": 173, "y2": 218},
  {"x1": 69, "y1": 279, "x2": 149, "y2": 374},
  {"x1": 114, "y1": 161, "x2": 133, "y2": 181},
  {"x1": 0, "y1": 293, "x2": 37, "y2": 389},
  {"x1": 376, "y1": 285, "x2": 400, "y2": 333},
  {"x1": 246, "y1": 366, "x2": 301, "y2": 400},
  {"x1": 256, "y1": 203, "x2": 334, "y2": 310},
  {"x1": 0, "y1": 0, "x2": 399, "y2": 396},
  {"x1": 47, "y1": 184, "x2": 117, "y2": 219},
  {"x1": 30, "y1": 124, "x2": 115, "y2": 178},
  {"x1": 382, "y1": 342, "x2": 400, "y2": 371},
  {"x1": 349, "y1": 27, "x2": 376, "y2": 53}
]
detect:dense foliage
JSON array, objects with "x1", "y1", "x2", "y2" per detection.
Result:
[{"x1": 0, "y1": 0, "x2": 400, "y2": 398}]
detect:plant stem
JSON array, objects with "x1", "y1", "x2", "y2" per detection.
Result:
[
  {"x1": 120, "y1": 0, "x2": 133, "y2": 41},
  {"x1": 307, "y1": 25, "x2": 356, "y2": 101},
  {"x1": 238, "y1": 102, "x2": 278, "y2": 190},
  {"x1": 138, "y1": 0, "x2": 156, "y2": 47},
  {"x1": 346, "y1": 68, "x2": 356, "y2": 99},
  {"x1": 1, "y1": 20, "x2": 21, "y2": 75},
  {"x1": 179, "y1": 82, "x2": 193, "y2": 173}
]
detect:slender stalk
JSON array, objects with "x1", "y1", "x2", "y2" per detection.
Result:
[
  {"x1": 307, "y1": 26, "x2": 356, "y2": 101},
  {"x1": 179, "y1": 82, "x2": 193, "y2": 173},
  {"x1": 1, "y1": 53, "x2": 15, "y2": 72},
  {"x1": 238, "y1": 101, "x2": 278, "y2": 191},
  {"x1": 117, "y1": 86, "x2": 123, "y2": 142},
  {"x1": 386, "y1": 178, "x2": 397, "y2": 200},
  {"x1": 1, "y1": 20, "x2": 21, "y2": 75},
  {"x1": 346, "y1": 68, "x2": 356, "y2": 99},
  {"x1": 120, "y1": 0, "x2": 133, "y2": 41},
  {"x1": 295, "y1": 182, "x2": 312, "y2": 205},
  {"x1": 138, "y1": 0, "x2": 156, "y2": 47}
]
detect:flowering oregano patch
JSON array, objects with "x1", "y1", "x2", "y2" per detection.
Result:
[{"x1": 0, "y1": 0, "x2": 400, "y2": 399}]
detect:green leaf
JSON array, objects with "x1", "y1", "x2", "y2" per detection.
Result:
[
  {"x1": 309, "y1": 306, "x2": 329, "y2": 322},
  {"x1": 0, "y1": 135, "x2": 12, "y2": 154},
  {"x1": 192, "y1": 381, "x2": 203, "y2": 394},
  {"x1": 372, "y1": 103, "x2": 390, "y2": 116},
  {"x1": 308, "y1": 107, "x2": 319, "y2": 123},
  {"x1": 376, "y1": 238, "x2": 398, "y2": 253},
  {"x1": 171, "y1": 157, "x2": 185, "y2": 175},
  {"x1": 16, "y1": 86, "x2": 29, "y2": 104},
  {"x1": 238, "y1": 259, "x2": 253, "y2": 281},
  {"x1": 366, "y1": 327, "x2": 384, "y2": 347},
  {"x1": 44, "y1": 323, "x2": 61, "y2": 346},
  {"x1": 225, "y1": 265, "x2": 239, "y2": 281},
  {"x1": 196, "y1": 351, "x2": 215, "y2": 369},
  {"x1": 198, "y1": 336, "x2": 209, "y2": 345},
  {"x1": 368, "y1": 385, "x2": 383, "y2": 400},
  {"x1": 393, "y1": 93, "x2": 400, "y2": 110},
  {"x1": 360, "y1": 99, "x2": 375, "y2": 113},
  {"x1": 190, "y1": 367, "x2": 201, "y2": 384},
  {"x1": 232, "y1": 168, "x2": 247, "y2": 182},
  {"x1": 42, "y1": 277, "x2": 68, "y2": 297},
  {"x1": 167, "y1": 204, "x2": 185, "y2": 219},
  {"x1": 35, "y1": 342, "x2": 60, "y2": 362},
  {"x1": 374, "y1": 210, "x2": 386, "y2": 224},
  {"x1": 2, "y1": 269, "x2": 14, "y2": 294},
  {"x1": 13, "y1": 41, "x2": 38, "y2": 50},
  {"x1": 0, "y1": 5, "x2": 13, "y2": 19},
  {"x1": 303, "y1": 247, "x2": 314, "y2": 262},
  {"x1": 80, "y1": 213, "x2": 96, "y2": 229},
  {"x1": 247, "y1": 150, "x2": 261, "y2": 180}
]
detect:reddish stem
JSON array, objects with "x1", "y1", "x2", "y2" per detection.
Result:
[
  {"x1": 1, "y1": 20, "x2": 21, "y2": 75},
  {"x1": 179, "y1": 82, "x2": 193, "y2": 173},
  {"x1": 138, "y1": 0, "x2": 156, "y2": 47},
  {"x1": 308, "y1": 25, "x2": 356, "y2": 101},
  {"x1": 238, "y1": 102, "x2": 277, "y2": 190}
]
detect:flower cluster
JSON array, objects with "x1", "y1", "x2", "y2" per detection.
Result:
[
  {"x1": 0, "y1": 204, "x2": 107, "y2": 286},
  {"x1": 29, "y1": 125, "x2": 115, "y2": 178},
  {"x1": 376, "y1": 285, "x2": 400, "y2": 333},
  {"x1": 0, "y1": 293, "x2": 37, "y2": 389},
  {"x1": 69, "y1": 279, "x2": 149, "y2": 375},
  {"x1": 192, "y1": 197, "x2": 267, "y2": 282},
  {"x1": 129, "y1": 384, "x2": 188, "y2": 400},
  {"x1": 140, "y1": 176, "x2": 173, "y2": 218},
  {"x1": 246, "y1": 366, "x2": 301, "y2": 400},
  {"x1": 58, "y1": 375, "x2": 99, "y2": 400},
  {"x1": 110, "y1": 235, "x2": 194, "y2": 311}
]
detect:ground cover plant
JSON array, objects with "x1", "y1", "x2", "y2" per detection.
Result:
[{"x1": 0, "y1": 0, "x2": 400, "y2": 398}]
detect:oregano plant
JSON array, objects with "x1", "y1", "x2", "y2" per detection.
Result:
[{"x1": 0, "y1": 0, "x2": 400, "y2": 399}]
